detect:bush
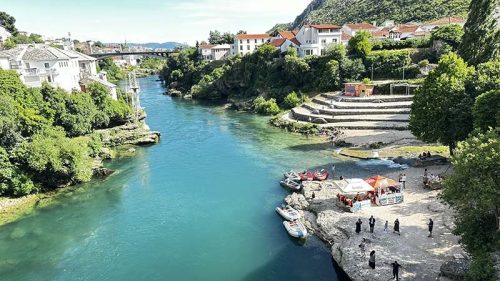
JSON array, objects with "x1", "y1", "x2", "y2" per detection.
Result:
[
  {"x1": 365, "y1": 49, "x2": 415, "y2": 79},
  {"x1": 372, "y1": 37, "x2": 431, "y2": 50},
  {"x1": 473, "y1": 90, "x2": 500, "y2": 131},
  {"x1": 254, "y1": 97, "x2": 280, "y2": 115},
  {"x1": 283, "y1": 91, "x2": 302, "y2": 109},
  {"x1": 418, "y1": 59, "x2": 430, "y2": 68}
]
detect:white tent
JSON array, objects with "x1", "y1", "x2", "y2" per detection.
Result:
[{"x1": 332, "y1": 178, "x2": 375, "y2": 195}]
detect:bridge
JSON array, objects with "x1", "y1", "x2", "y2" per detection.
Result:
[{"x1": 89, "y1": 51, "x2": 177, "y2": 60}]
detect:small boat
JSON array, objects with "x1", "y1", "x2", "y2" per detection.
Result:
[
  {"x1": 314, "y1": 170, "x2": 329, "y2": 181},
  {"x1": 298, "y1": 171, "x2": 314, "y2": 181},
  {"x1": 280, "y1": 178, "x2": 302, "y2": 191},
  {"x1": 275, "y1": 205, "x2": 301, "y2": 221},
  {"x1": 283, "y1": 170, "x2": 301, "y2": 181},
  {"x1": 283, "y1": 220, "x2": 308, "y2": 238}
]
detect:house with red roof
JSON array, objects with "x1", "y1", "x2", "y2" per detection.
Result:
[
  {"x1": 341, "y1": 22, "x2": 378, "y2": 37},
  {"x1": 198, "y1": 44, "x2": 216, "y2": 60},
  {"x1": 421, "y1": 17, "x2": 466, "y2": 32},
  {"x1": 269, "y1": 30, "x2": 301, "y2": 53},
  {"x1": 295, "y1": 24, "x2": 343, "y2": 56},
  {"x1": 234, "y1": 33, "x2": 272, "y2": 55}
]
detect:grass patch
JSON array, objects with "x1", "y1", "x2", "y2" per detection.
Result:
[{"x1": 339, "y1": 145, "x2": 449, "y2": 159}]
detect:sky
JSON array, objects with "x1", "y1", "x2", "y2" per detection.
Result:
[{"x1": 1, "y1": 0, "x2": 311, "y2": 44}]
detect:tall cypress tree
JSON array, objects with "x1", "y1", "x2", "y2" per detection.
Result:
[{"x1": 459, "y1": 0, "x2": 500, "y2": 65}]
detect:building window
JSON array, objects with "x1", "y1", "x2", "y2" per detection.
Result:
[
  {"x1": 240, "y1": 40, "x2": 242, "y2": 44},
  {"x1": 240, "y1": 46, "x2": 243, "y2": 51},
  {"x1": 25, "y1": 63, "x2": 30, "y2": 69},
  {"x1": 44, "y1": 63, "x2": 49, "y2": 68},
  {"x1": 261, "y1": 39, "x2": 264, "y2": 43},
  {"x1": 254, "y1": 39, "x2": 257, "y2": 43},
  {"x1": 247, "y1": 45, "x2": 250, "y2": 50},
  {"x1": 332, "y1": 38, "x2": 338, "y2": 43},
  {"x1": 305, "y1": 50, "x2": 313, "y2": 56},
  {"x1": 321, "y1": 39, "x2": 327, "y2": 44},
  {"x1": 247, "y1": 39, "x2": 250, "y2": 43}
]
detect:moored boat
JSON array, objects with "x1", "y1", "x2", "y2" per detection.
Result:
[
  {"x1": 283, "y1": 170, "x2": 301, "y2": 181},
  {"x1": 283, "y1": 220, "x2": 308, "y2": 238},
  {"x1": 298, "y1": 171, "x2": 314, "y2": 181},
  {"x1": 280, "y1": 178, "x2": 302, "y2": 190},
  {"x1": 275, "y1": 205, "x2": 301, "y2": 221},
  {"x1": 314, "y1": 170, "x2": 329, "y2": 181}
]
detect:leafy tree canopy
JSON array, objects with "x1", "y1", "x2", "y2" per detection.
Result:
[{"x1": 348, "y1": 31, "x2": 372, "y2": 58}]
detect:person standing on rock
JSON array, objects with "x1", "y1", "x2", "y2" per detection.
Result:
[
  {"x1": 355, "y1": 218, "x2": 362, "y2": 234},
  {"x1": 393, "y1": 218, "x2": 400, "y2": 235},
  {"x1": 359, "y1": 240, "x2": 366, "y2": 257},
  {"x1": 368, "y1": 250, "x2": 376, "y2": 269},
  {"x1": 428, "y1": 218, "x2": 434, "y2": 237},
  {"x1": 384, "y1": 220, "x2": 388, "y2": 232},
  {"x1": 391, "y1": 261, "x2": 402, "y2": 280},
  {"x1": 401, "y1": 173, "x2": 407, "y2": 189},
  {"x1": 369, "y1": 215, "x2": 376, "y2": 233}
]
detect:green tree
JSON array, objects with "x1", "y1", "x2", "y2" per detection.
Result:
[
  {"x1": 208, "y1": 30, "x2": 223, "y2": 45},
  {"x1": 347, "y1": 30, "x2": 372, "y2": 58},
  {"x1": 0, "y1": 11, "x2": 18, "y2": 34},
  {"x1": 442, "y1": 128, "x2": 499, "y2": 280},
  {"x1": 341, "y1": 58, "x2": 366, "y2": 82},
  {"x1": 2, "y1": 38, "x2": 16, "y2": 49},
  {"x1": 469, "y1": 59, "x2": 500, "y2": 97},
  {"x1": 473, "y1": 90, "x2": 500, "y2": 131},
  {"x1": 13, "y1": 127, "x2": 93, "y2": 188},
  {"x1": 409, "y1": 53, "x2": 475, "y2": 153},
  {"x1": 459, "y1": 0, "x2": 500, "y2": 65},
  {"x1": 431, "y1": 24, "x2": 464, "y2": 51},
  {"x1": 325, "y1": 43, "x2": 346, "y2": 61},
  {"x1": 283, "y1": 91, "x2": 301, "y2": 109},
  {"x1": 59, "y1": 93, "x2": 97, "y2": 137},
  {"x1": 283, "y1": 54, "x2": 310, "y2": 87}
]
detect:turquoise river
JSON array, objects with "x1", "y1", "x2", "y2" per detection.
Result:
[{"x1": 0, "y1": 76, "x2": 405, "y2": 281}]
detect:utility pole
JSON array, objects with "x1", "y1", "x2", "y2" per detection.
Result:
[{"x1": 371, "y1": 62, "x2": 374, "y2": 81}]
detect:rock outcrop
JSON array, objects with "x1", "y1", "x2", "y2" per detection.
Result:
[{"x1": 96, "y1": 122, "x2": 160, "y2": 147}]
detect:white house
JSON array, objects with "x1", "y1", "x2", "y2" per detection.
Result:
[
  {"x1": 0, "y1": 26, "x2": 12, "y2": 43},
  {"x1": 0, "y1": 44, "x2": 81, "y2": 91},
  {"x1": 198, "y1": 44, "x2": 215, "y2": 60},
  {"x1": 295, "y1": 24, "x2": 342, "y2": 56},
  {"x1": 387, "y1": 24, "x2": 426, "y2": 40},
  {"x1": 420, "y1": 17, "x2": 466, "y2": 32},
  {"x1": 211, "y1": 44, "x2": 232, "y2": 60},
  {"x1": 80, "y1": 72, "x2": 118, "y2": 100},
  {"x1": 341, "y1": 23, "x2": 378, "y2": 37},
  {"x1": 234, "y1": 34, "x2": 271, "y2": 55},
  {"x1": 0, "y1": 44, "x2": 117, "y2": 99}
]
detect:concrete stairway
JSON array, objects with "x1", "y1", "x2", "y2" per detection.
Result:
[{"x1": 290, "y1": 92, "x2": 413, "y2": 130}]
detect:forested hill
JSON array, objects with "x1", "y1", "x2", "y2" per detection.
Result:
[{"x1": 286, "y1": 0, "x2": 470, "y2": 29}]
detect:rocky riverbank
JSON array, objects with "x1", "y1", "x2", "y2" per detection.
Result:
[
  {"x1": 284, "y1": 164, "x2": 468, "y2": 281},
  {"x1": 0, "y1": 120, "x2": 160, "y2": 227}
]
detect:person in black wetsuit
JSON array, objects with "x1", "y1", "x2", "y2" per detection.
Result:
[
  {"x1": 393, "y1": 218, "x2": 400, "y2": 235},
  {"x1": 428, "y1": 218, "x2": 434, "y2": 237},
  {"x1": 369, "y1": 215, "x2": 375, "y2": 233},
  {"x1": 391, "y1": 261, "x2": 401, "y2": 280},
  {"x1": 355, "y1": 218, "x2": 362, "y2": 234}
]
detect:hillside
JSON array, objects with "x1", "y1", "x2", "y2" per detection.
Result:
[{"x1": 287, "y1": 0, "x2": 470, "y2": 30}]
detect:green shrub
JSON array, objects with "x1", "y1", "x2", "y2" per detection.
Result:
[
  {"x1": 418, "y1": 59, "x2": 430, "y2": 68},
  {"x1": 254, "y1": 97, "x2": 280, "y2": 115},
  {"x1": 473, "y1": 90, "x2": 500, "y2": 131},
  {"x1": 283, "y1": 91, "x2": 301, "y2": 109}
]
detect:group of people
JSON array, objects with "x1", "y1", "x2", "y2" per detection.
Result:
[
  {"x1": 423, "y1": 168, "x2": 442, "y2": 188},
  {"x1": 397, "y1": 173, "x2": 407, "y2": 189},
  {"x1": 358, "y1": 244, "x2": 403, "y2": 280},
  {"x1": 355, "y1": 216, "x2": 435, "y2": 280},
  {"x1": 355, "y1": 217, "x2": 401, "y2": 235},
  {"x1": 418, "y1": 151, "x2": 433, "y2": 159}
]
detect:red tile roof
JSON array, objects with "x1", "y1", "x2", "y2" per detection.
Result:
[
  {"x1": 307, "y1": 24, "x2": 341, "y2": 29},
  {"x1": 344, "y1": 23, "x2": 377, "y2": 30},
  {"x1": 199, "y1": 44, "x2": 215, "y2": 49},
  {"x1": 289, "y1": 38, "x2": 301, "y2": 46},
  {"x1": 341, "y1": 32, "x2": 352, "y2": 41},
  {"x1": 236, "y1": 33, "x2": 271, "y2": 40},
  {"x1": 269, "y1": 38, "x2": 286, "y2": 47},
  {"x1": 370, "y1": 30, "x2": 389, "y2": 39},
  {"x1": 426, "y1": 17, "x2": 466, "y2": 26},
  {"x1": 278, "y1": 31, "x2": 297, "y2": 40},
  {"x1": 393, "y1": 24, "x2": 420, "y2": 33}
]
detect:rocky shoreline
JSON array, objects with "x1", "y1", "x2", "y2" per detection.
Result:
[
  {"x1": 284, "y1": 164, "x2": 468, "y2": 281},
  {"x1": 0, "y1": 120, "x2": 160, "y2": 226}
]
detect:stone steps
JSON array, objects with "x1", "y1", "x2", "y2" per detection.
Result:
[
  {"x1": 292, "y1": 108, "x2": 409, "y2": 124},
  {"x1": 312, "y1": 97, "x2": 412, "y2": 109},
  {"x1": 303, "y1": 104, "x2": 411, "y2": 115},
  {"x1": 321, "y1": 93, "x2": 414, "y2": 103}
]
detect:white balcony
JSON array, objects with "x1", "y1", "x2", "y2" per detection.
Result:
[{"x1": 22, "y1": 68, "x2": 59, "y2": 77}]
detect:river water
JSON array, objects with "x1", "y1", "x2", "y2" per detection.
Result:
[{"x1": 0, "y1": 77, "x2": 405, "y2": 281}]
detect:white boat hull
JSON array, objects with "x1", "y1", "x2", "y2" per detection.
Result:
[
  {"x1": 275, "y1": 206, "x2": 301, "y2": 221},
  {"x1": 280, "y1": 179, "x2": 301, "y2": 191},
  {"x1": 283, "y1": 221, "x2": 308, "y2": 238}
]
